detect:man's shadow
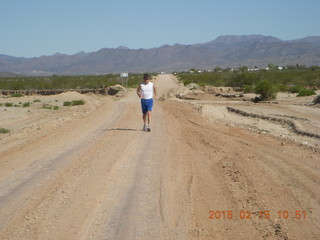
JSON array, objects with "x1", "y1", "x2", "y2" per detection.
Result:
[{"x1": 103, "y1": 128, "x2": 140, "y2": 132}]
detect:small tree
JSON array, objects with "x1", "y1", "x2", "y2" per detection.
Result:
[
  {"x1": 214, "y1": 67, "x2": 222, "y2": 72},
  {"x1": 239, "y1": 66, "x2": 248, "y2": 72},
  {"x1": 268, "y1": 63, "x2": 278, "y2": 70},
  {"x1": 255, "y1": 80, "x2": 278, "y2": 100}
]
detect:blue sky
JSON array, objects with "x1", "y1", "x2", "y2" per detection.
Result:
[{"x1": 1, "y1": 0, "x2": 319, "y2": 57}]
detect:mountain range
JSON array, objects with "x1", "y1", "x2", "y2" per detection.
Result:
[{"x1": 1, "y1": 35, "x2": 320, "y2": 76}]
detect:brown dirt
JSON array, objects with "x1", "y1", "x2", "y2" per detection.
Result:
[{"x1": 0, "y1": 74, "x2": 319, "y2": 239}]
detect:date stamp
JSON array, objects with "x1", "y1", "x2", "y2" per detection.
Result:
[{"x1": 209, "y1": 210, "x2": 307, "y2": 220}]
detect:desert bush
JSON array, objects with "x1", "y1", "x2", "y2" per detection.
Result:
[
  {"x1": 4, "y1": 102, "x2": 14, "y2": 107},
  {"x1": 22, "y1": 102, "x2": 31, "y2": 107},
  {"x1": 42, "y1": 104, "x2": 52, "y2": 109},
  {"x1": 242, "y1": 84, "x2": 255, "y2": 93},
  {"x1": 42, "y1": 104, "x2": 59, "y2": 110},
  {"x1": 255, "y1": 80, "x2": 279, "y2": 100},
  {"x1": 289, "y1": 85, "x2": 302, "y2": 93},
  {"x1": 63, "y1": 100, "x2": 85, "y2": 106},
  {"x1": 63, "y1": 101, "x2": 72, "y2": 106},
  {"x1": 71, "y1": 100, "x2": 85, "y2": 105},
  {"x1": 289, "y1": 85, "x2": 316, "y2": 96},
  {"x1": 0, "y1": 128, "x2": 10, "y2": 134},
  {"x1": 297, "y1": 88, "x2": 316, "y2": 96}
]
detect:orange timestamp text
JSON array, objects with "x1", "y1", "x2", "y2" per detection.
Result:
[{"x1": 209, "y1": 210, "x2": 307, "y2": 220}]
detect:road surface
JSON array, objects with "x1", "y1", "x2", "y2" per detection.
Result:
[{"x1": 0, "y1": 74, "x2": 319, "y2": 239}]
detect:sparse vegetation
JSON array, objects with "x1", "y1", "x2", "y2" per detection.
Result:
[
  {"x1": 42, "y1": 104, "x2": 59, "y2": 110},
  {"x1": 177, "y1": 67, "x2": 320, "y2": 100},
  {"x1": 255, "y1": 80, "x2": 278, "y2": 100},
  {"x1": 63, "y1": 100, "x2": 85, "y2": 106},
  {"x1": 22, "y1": 102, "x2": 31, "y2": 107},
  {"x1": 42, "y1": 104, "x2": 52, "y2": 110},
  {"x1": 4, "y1": 102, "x2": 14, "y2": 107},
  {"x1": 289, "y1": 85, "x2": 316, "y2": 96},
  {"x1": 0, "y1": 128, "x2": 10, "y2": 134},
  {"x1": 0, "y1": 73, "x2": 148, "y2": 90}
]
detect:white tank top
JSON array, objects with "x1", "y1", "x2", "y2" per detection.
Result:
[{"x1": 140, "y1": 82, "x2": 154, "y2": 99}]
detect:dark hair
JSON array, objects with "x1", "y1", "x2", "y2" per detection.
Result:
[{"x1": 143, "y1": 73, "x2": 150, "y2": 80}]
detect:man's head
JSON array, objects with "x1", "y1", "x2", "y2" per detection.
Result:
[{"x1": 143, "y1": 73, "x2": 151, "y2": 81}]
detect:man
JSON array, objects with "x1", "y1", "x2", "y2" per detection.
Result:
[{"x1": 136, "y1": 74, "x2": 157, "y2": 131}]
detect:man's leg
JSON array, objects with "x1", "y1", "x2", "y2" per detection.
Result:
[
  {"x1": 143, "y1": 113, "x2": 147, "y2": 126},
  {"x1": 141, "y1": 99, "x2": 147, "y2": 130},
  {"x1": 146, "y1": 111, "x2": 152, "y2": 131},
  {"x1": 147, "y1": 111, "x2": 151, "y2": 126}
]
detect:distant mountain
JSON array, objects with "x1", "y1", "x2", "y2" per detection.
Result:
[
  {"x1": 194, "y1": 35, "x2": 283, "y2": 49},
  {"x1": 0, "y1": 35, "x2": 319, "y2": 76},
  {"x1": 291, "y1": 36, "x2": 320, "y2": 47}
]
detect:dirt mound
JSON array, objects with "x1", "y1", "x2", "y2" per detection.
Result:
[{"x1": 106, "y1": 84, "x2": 127, "y2": 97}]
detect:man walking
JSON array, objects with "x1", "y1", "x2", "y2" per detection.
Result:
[{"x1": 136, "y1": 74, "x2": 157, "y2": 131}]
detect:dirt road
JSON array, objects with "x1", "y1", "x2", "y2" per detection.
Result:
[{"x1": 0, "y1": 74, "x2": 319, "y2": 239}]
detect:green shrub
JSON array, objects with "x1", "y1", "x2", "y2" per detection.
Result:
[
  {"x1": 22, "y1": 102, "x2": 31, "y2": 107},
  {"x1": 289, "y1": 85, "x2": 302, "y2": 93},
  {"x1": 71, "y1": 100, "x2": 85, "y2": 105},
  {"x1": 33, "y1": 99, "x2": 41, "y2": 102},
  {"x1": 289, "y1": 85, "x2": 316, "y2": 96},
  {"x1": 63, "y1": 100, "x2": 85, "y2": 106},
  {"x1": 255, "y1": 80, "x2": 278, "y2": 100},
  {"x1": 42, "y1": 104, "x2": 52, "y2": 109},
  {"x1": 53, "y1": 106, "x2": 59, "y2": 110},
  {"x1": 0, "y1": 128, "x2": 10, "y2": 134},
  {"x1": 297, "y1": 88, "x2": 316, "y2": 97},
  {"x1": 4, "y1": 102, "x2": 14, "y2": 107},
  {"x1": 63, "y1": 101, "x2": 73, "y2": 106},
  {"x1": 277, "y1": 84, "x2": 289, "y2": 92},
  {"x1": 242, "y1": 84, "x2": 255, "y2": 93}
]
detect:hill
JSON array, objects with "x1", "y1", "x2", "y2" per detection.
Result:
[{"x1": 0, "y1": 35, "x2": 320, "y2": 75}]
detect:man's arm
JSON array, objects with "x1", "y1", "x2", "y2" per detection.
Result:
[
  {"x1": 153, "y1": 85, "x2": 157, "y2": 97},
  {"x1": 136, "y1": 84, "x2": 141, "y2": 98}
]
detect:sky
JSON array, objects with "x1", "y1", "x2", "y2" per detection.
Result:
[{"x1": 1, "y1": 0, "x2": 320, "y2": 58}]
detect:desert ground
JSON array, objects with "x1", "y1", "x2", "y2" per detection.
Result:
[{"x1": 0, "y1": 74, "x2": 319, "y2": 240}]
